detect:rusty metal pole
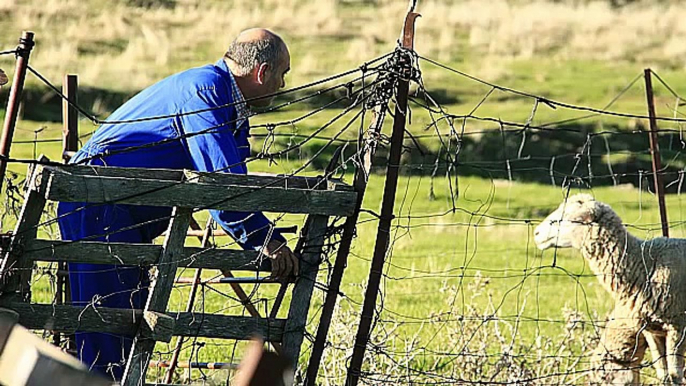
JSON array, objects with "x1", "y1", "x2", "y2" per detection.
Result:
[
  {"x1": 644, "y1": 69, "x2": 669, "y2": 238},
  {"x1": 0, "y1": 31, "x2": 35, "y2": 195},
  {"x1": 304, "y1": 107, "x2": 388, "y2": 386},
  {"x1": 345, "y1": 5, "x2": 419, "y2": 386}
]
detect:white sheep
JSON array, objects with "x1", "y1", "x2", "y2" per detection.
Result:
[
  {"x1": 589, "y1": 308, "x2": 648, "y2": 385},
  {"x1": 534, "y1": 193, "x2": 686, "y2": 384}
]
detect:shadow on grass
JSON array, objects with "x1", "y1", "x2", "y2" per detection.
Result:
[
  {"x1": 1, "y1": 83, "x2": 375, "y2": 123},
  {"x1": 1, "y1": 85, "x2": 135, "y2": 123},
  {"x1": 289, "y1": 121, "x2": 686, "y2": 193},
  {"x1": 3, "y1": 86, "x2": 684, "y2": 194}
]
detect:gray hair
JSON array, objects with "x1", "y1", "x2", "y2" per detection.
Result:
[{"x1": 224, "y1": 36, "x2": 283, "y2": 77}]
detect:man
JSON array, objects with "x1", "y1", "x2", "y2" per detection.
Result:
[{"x1": 57, "y1": 28, "x2": 298, "y2": 380}]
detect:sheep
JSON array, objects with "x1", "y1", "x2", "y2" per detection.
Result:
[
  {"x1": 534, "y1": 193, "x2": 686, "y2": 384},
  {"x1": 589, "y1": 307, "x2": 648, "y2": 385}
]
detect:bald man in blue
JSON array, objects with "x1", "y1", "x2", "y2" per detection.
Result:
[{"x1": 57, "y1": 28, "x2": 296, "y2": 381}]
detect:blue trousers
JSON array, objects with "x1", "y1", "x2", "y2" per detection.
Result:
[{"x1": 57, "y1": 202, "x2": 169, "y2": 380}]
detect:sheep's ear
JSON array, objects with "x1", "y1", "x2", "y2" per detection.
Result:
[
  {"x1": 573, "y1": 194, "x2": 594, "y2": 206},
  {"x1": 578, "y1": 201, "x2": 599, "y2": 223}
]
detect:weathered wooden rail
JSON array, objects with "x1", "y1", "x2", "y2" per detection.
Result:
[
  {"x1": 0, "y1": 162, "x2": 357, "y2": 385},
  {"x1": 0, "y1": 310, "x2": 113, "y2": 386}
]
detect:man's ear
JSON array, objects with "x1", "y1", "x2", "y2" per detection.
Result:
[{"x1": 256, "y1": 63, "x2": 269, "y2": 85}]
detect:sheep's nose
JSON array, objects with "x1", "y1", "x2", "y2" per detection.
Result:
[{"x1": 534, "y1": 229, "x2": 540, "y2": 237}]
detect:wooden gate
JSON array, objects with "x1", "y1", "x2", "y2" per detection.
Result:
[{"x1": 0, "y1": 162, "x2": 357, "y2": 385}]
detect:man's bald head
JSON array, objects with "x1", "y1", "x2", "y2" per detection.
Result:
[
  {"x1": 224, "y1": 28, "x2": 288, "y2": 77},
  {"x1": 235, "y1": 28, "x2": 283, "y2": 44},
  {"x1": 225, "y1": 28, "x2": 290, "y2": 107}
]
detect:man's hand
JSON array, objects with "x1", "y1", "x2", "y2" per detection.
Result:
[{"x1": 264, "y1": 239, "x2": 298, "y2": 281}]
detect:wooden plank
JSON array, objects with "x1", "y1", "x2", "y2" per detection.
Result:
[
  {"x1": 0, "y1": 308, "x2": 18, "y2": 323},
  {"x1": 172, "y1": 312, "x2": 285, "y2": 340},
  {"x1": 123, "y1": 206, "x2": 192, "y2": 386},
  {"x1": 1, "y1": 303, "x2": 285, "y2": 341},
  {"x1": 24, "y1": 239, "x2": 271, "y2": 272},
  {"x1": 55, "y1": 164, "x2": 185, "y2": 181},
  {"x1": 60, "y1": 101, "x2": 78, "y2": 348},
  {"x1": 43, "y1": 172, "x2": 357, "y2": 216},
  {"x1": 25, "y1": 240, "x2": 162, "y2": 266},
  {"x1": 0, "y1": 315, "x2": 113, "y2": 386},
  {"x1": 44, "y1": 163, "x2": 353, "y2": 191},
  {"x1": 0, "y1": 163, "x2": 49, "y2": 301},
  {"x1": 163, "y1": 218, "x2": 212, "y2": 383},
  {"x1": 8, "y1": 302, "x2": 141, "y2": 337},
  {"x1": 140, "y1": 311, "x2": 175, "y2": 342},
  {"x1": 144, "y1": 206, "x2": 192, "y2": 312},
  {"x1": 281, "y1": 215, "x2": 329, "y2": 369},
  {"x1": 186, "y1": 170, "x2": 354, "y2": 192}
]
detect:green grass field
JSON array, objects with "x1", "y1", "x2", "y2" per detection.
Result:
[{"x1": 3, "y1": 0, "x2": 686, "y2": 384}]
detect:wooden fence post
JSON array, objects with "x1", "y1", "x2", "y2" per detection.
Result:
[
  {"x1": 55, "y1": 74, "x2": 78, "y2": 348},
  {"x1": 281, "y1": 215, "x2": 330, "y2": 369},
  {"x1": 121, "y1": 206, "x2": 192, "y2": 386},
  {"x1": 62, "y1": 75, "x2": 78, "y2": 162},
  {"x1": 2, "y1": 163, "x2": 357, "y2": 385},
  {"x1": 163, "y1": 217, "x2": 212, "y2": 384}
]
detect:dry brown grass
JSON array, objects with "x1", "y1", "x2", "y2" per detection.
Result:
[
  {"x1": 0, "y1": 0, "x2": 352, "y2": 89},
  {"x1": 316, "y1": 272, "x2": 604, "y2": 385},
  {"x1": 1, "y1": 0, "x2": 684, "y2": 92}
]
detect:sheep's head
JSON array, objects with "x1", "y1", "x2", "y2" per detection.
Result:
[
  {"x1": 534, "y1": 193, "x2": 601, "y2": 250},
  {"x1": 588, "y1": 359, "x2": 638, "y2": 386},
  {"x1": 588, "y1": 338, "x2": 643, "y2": 386}
]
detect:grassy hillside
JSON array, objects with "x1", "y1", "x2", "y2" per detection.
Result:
[{"x1": 2, "y1": 0, "x2": 686, "y2": 384}]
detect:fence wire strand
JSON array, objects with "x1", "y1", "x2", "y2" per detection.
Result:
[{"x1": 4, "y1": 45, "x2": 686, "y2": 385}]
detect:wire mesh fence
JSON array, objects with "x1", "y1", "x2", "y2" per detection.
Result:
[{"x1": 1, "y1": 35, "x2": 686, "y2": 385}]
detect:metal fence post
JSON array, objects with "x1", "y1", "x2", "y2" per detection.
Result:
[
  {"x1": 345, "y1": 3, "x2": 420, "y2": 385},
  {"x1": 0, "y1": 31, "x2": 35, "y2": 195},
  {"x1": 644, "y1": 69, "x2": 669, "y2": 237}
]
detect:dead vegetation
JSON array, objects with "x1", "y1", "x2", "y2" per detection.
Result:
[{"x1": 1, "y1": 0, "x2": 685, "y2": 91}]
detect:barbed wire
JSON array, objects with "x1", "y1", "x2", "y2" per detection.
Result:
[
  {"x1": 6, "y1": 43, "x2": 686, "y2": 385},
  {"x1": 0, "y1": 49, "x2": 392, "y2": 240},
  {"x1": 1, "y1": 50, "x2": 397, "y2": 382},
  {"x1": 334, "y1": 51, "x2": 685, "y2": 386},
  {"x1": 24, "y1": 53, "x2": 392, "y2": 126},
  {"x1": 419, "y1": 55, "x2": 686, "y2": 124}
]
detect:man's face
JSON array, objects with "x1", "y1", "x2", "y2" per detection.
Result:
[{"x1": 253, "y1": 49, "x2": 290, "y2": 108}]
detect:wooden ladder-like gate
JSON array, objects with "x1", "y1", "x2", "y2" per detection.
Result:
[{"x1": 0, "y1": 162, "x2": 357, "y2": 385}]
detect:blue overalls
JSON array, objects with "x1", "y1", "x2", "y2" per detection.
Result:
[{"x1": 57, "y1": 59, "x2": 284, "y2": 380}]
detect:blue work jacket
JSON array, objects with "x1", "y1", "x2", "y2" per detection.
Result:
[{"x1": 63, "y1": 58, "x2": 284, "y2": 249}]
